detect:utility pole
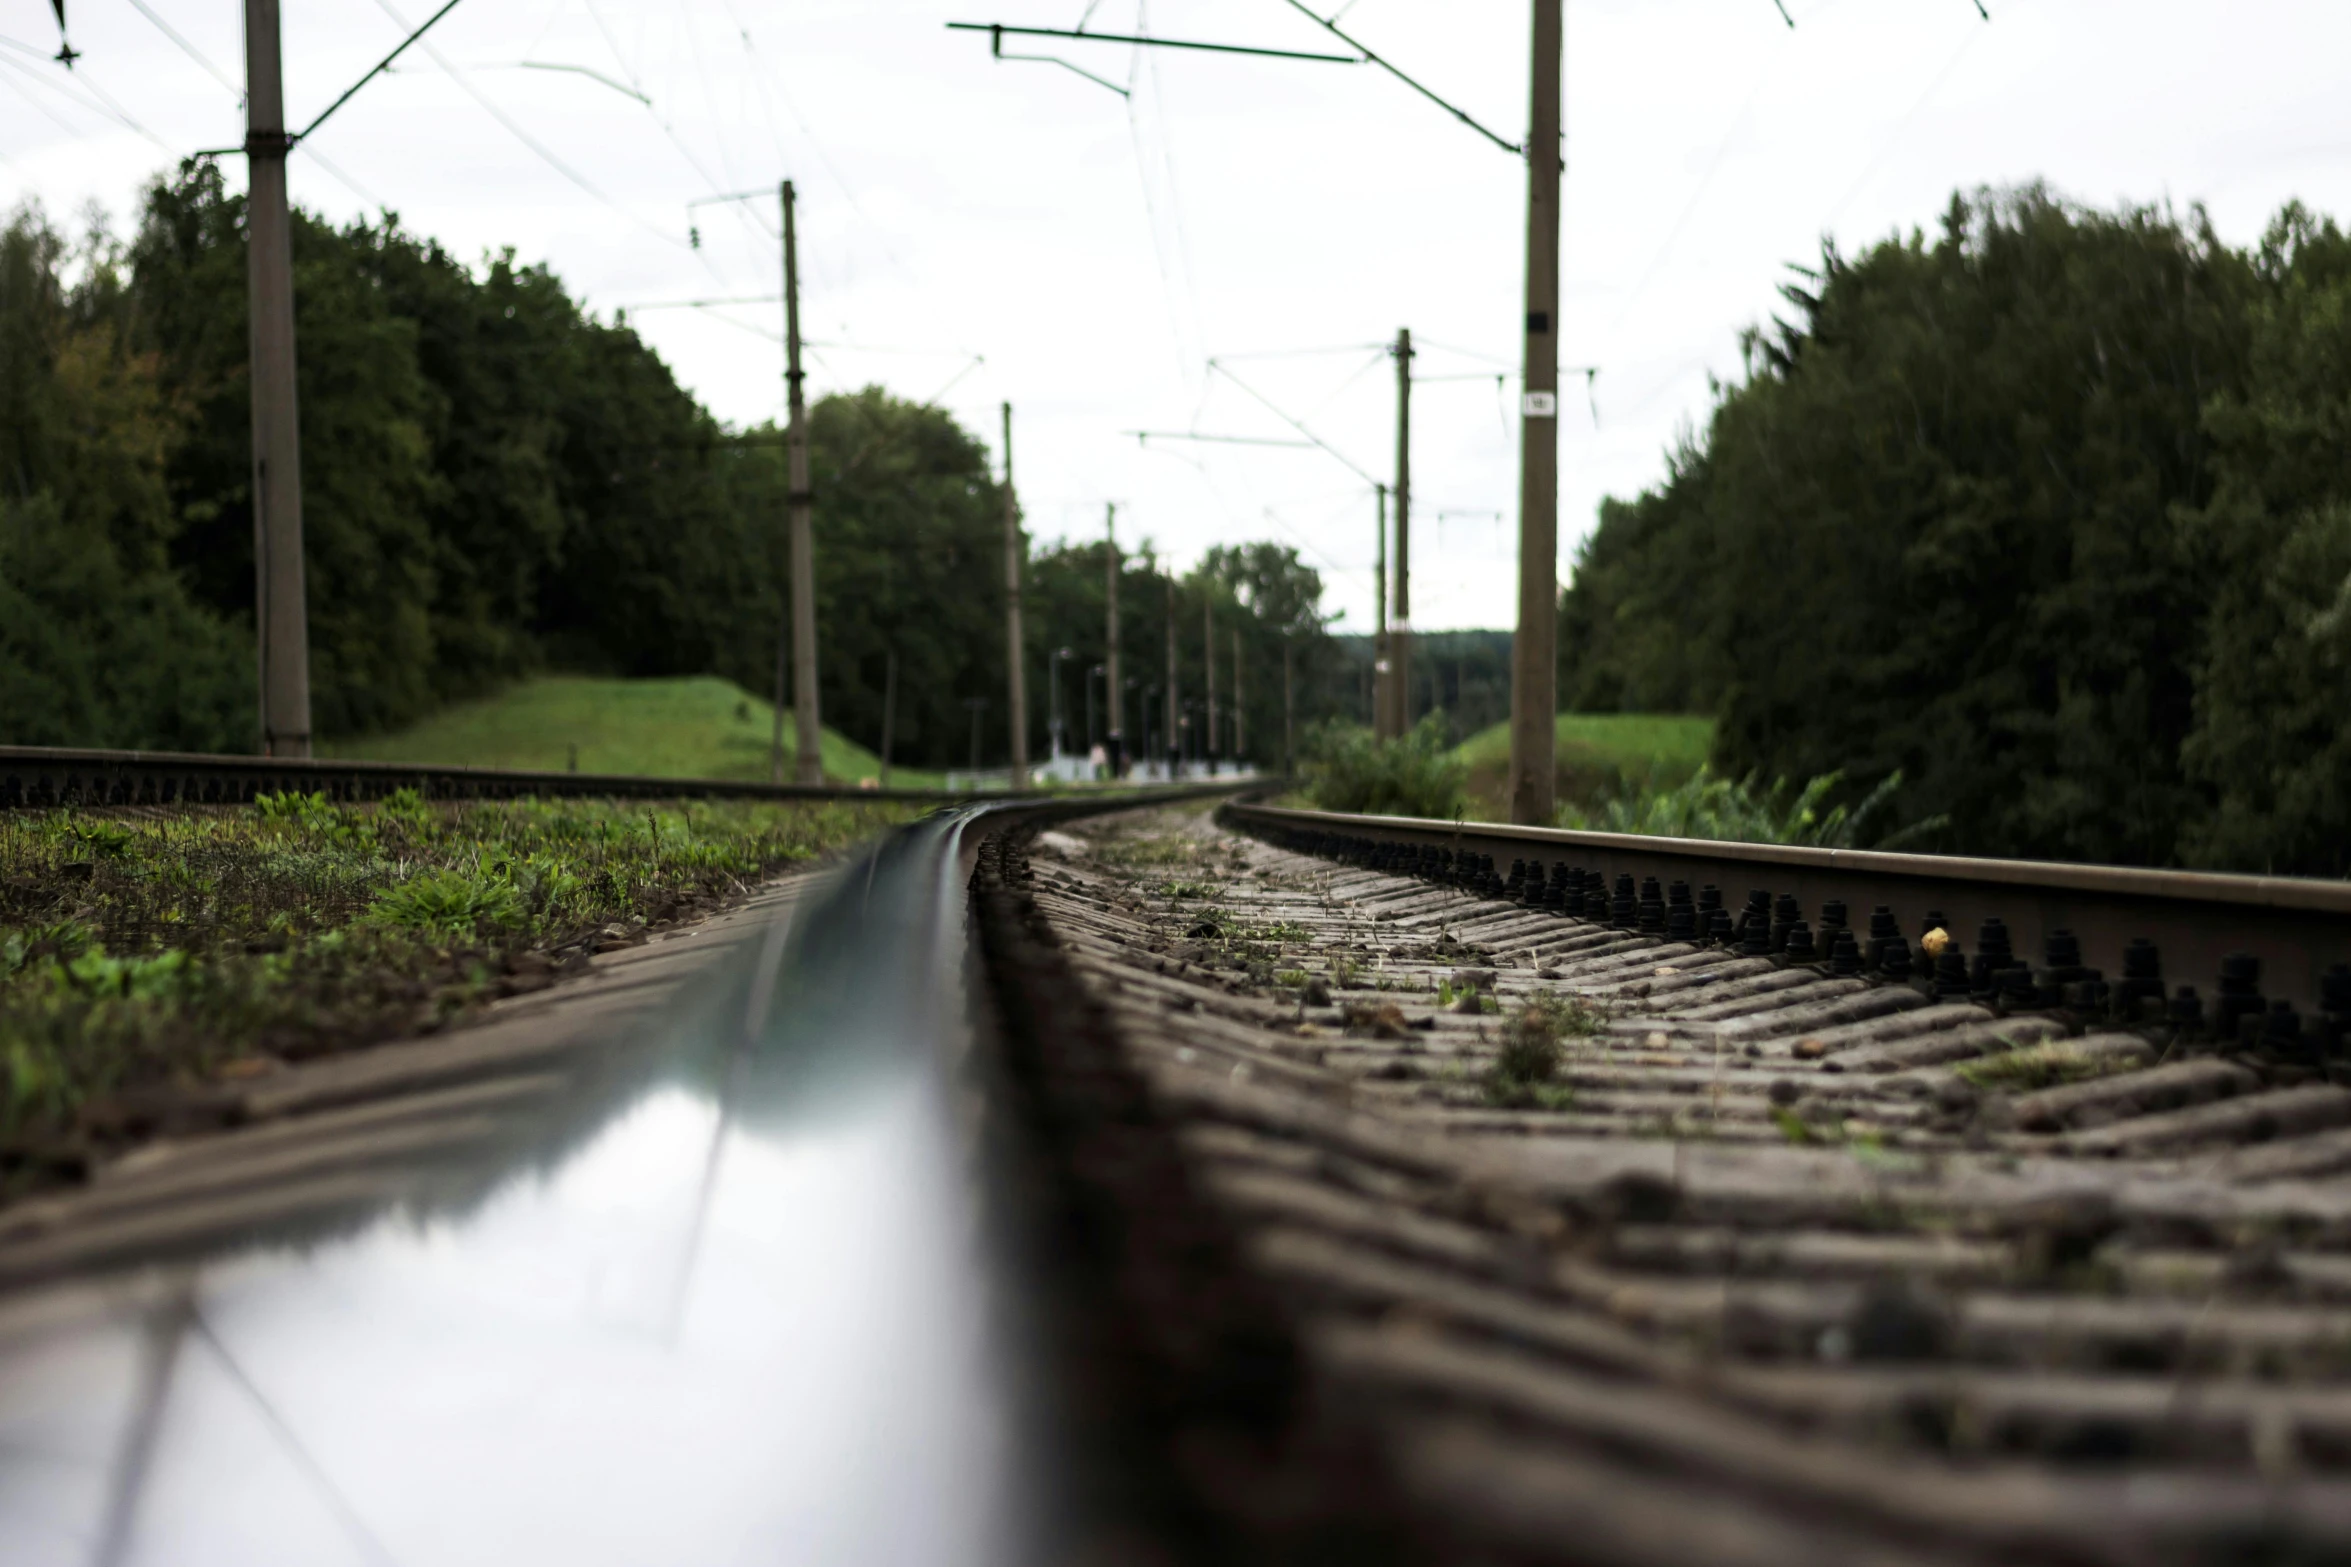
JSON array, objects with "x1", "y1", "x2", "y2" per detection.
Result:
[
  {"x1": 1282, "y1": 635, "x2": 1295, "y2": 775},
  {"x1": 1389, "y1": 326, "x2": 1414, "y2": 741},
  {"x1": 1001, "y1": 402, "x2": 1028, "y2": 789},
  {"x1": 1232, "y1": 624, "x2": 1244, "y2": 762},
  {"x1": 1103, "y1": 504, "x2": 1122, "y2": 774},
  {"x1": 1164, "y1": 574, "x2": 1180, "y2": 778},
  {"x1": 1372, "y1": 482, "x2": 1389, "y2": 739},
  {"x1": 1508, "y1": 1, "x2": 1564, "y2": 826},
  {"x1": 244, "y1": 0, "x2": 311, "y2": 758},
  {"x1": 1050, "y1": 647, "x2": 1072, "y2": 761},
  {"x1": 783, "y1": 180, "x2": 823, "y2": 786},
  {"x1": 1203, "y1": 591, "x2": 1217, "y2": 768}
]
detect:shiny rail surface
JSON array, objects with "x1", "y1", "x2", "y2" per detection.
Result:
[
  {"x1": 0, "y1": 743, "x2": 975, "y2": 808},
  {"x1": 1225, "y1": 799, "x2": 2351, "y2": 1034},
  {"x1": 0, "y1": 783, "x2": 1242, "y2": 1565}
]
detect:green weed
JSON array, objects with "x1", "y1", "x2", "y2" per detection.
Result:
[
  {"x1": 1303, "y1": 715, "x2": 1467, "y2": 820},
  {"x1": 0, "y1": 795, "x2": 909, "y2": 1156},
  {"x1": 368, "y1": 869, "x2": 525, "y2": 935},
  {"x1": 1956, "y1": 1040, "x2": 2136, "y2": 1092},
  {"x1": 1483, "y1": 990, "x2": 1601, "y2": 1109},
  {"x1": 1556, "y1": 766, "x2": 1948, "y2": 851}
]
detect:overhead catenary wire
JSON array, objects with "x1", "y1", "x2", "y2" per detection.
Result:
[
  {"x1": 518, "y1": 60, "x2": 648, "y2": 103},
  {"x1": 945, "y1": 21, "x2": 1356, "y2": 65},
  {"x1": 1126, "y1": 431, "x2": 1315, "y2": 448},
  {"x1": 578, "y1": 0, "x2": 765, "y2": 266},
  {"x1": 362, "y1": 0, "x2": 695, "y2": 254},
  {"x1": 300, "y1": 0, "x2": 467, "y2": 142},
  {"x1": 0, "y1": 51, "x2": 82, "y2": 137},
  {"x1": 0, "y1": 38, "x2": 172, "y2": 154},
  {"x1": 124, "y1": 0, "x2": 241, "y2": 101},
  {"x1": 1204, "y1": 358, "x2": 1380, "y2": 488},
  {"x1": 1274, "y1": 0, "x2": 1522, "y2": 155}
]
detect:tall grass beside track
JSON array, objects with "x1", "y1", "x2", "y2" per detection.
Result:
[
  {"x1": 0, "y1": 791, "x2": 909, "y2": 1188},
  {"x1": 1301, "y1": 712, "x2": 1933, "y2": 851}
]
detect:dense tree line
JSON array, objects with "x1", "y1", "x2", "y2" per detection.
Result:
[
  {"x1": 1561, "y1": 186, "x2": 2351, "y2": 875},
  {"x1": 0, "y1": 166, "x2": 1337, "y2": 769},
  {"x1": 1020, "y1": 537, "x2": 1337, "y2": 770}
]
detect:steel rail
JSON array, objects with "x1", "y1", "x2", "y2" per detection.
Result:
[
  {"x1": 1223, "y1": 799, "x2": 2351, "y2": 1030},
  {"x1": 0, "y1": 780, "x2": 1250, "y2": 1561},
  {"x1": 0, "y1": 743, "x2": 1054, "y2": 809}
]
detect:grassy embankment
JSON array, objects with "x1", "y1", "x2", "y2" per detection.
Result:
[
  {"x1": 0, "y1": 791, "x2": 911, "y2": 1187},
  {"x1": 326, "y1": 674, "x2": 948, "y2": 789},
  {"x1": 1456, "y1": 713, "x2": 1714, "y2": 820}
]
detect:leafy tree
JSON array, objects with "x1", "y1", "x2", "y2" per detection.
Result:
[
  {"x1": 0, "y1": 201, "x2": 250, "y2": 749},
  {"x1": 7, "y1": 167, "x2": 1347, "y2": 773},
  {"x1": 2179, "y1": 205, "x2": 2351, "y2": 873},
  {"x1": 1565, "y1": 186, "x2": 2268, "y2": 868}
]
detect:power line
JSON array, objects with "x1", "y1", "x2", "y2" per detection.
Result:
[
  {"x1": 578, "y1": 0, "x2": 759, "y2": 264},
  {"x1": 1823, "y1": 16, "x2": 1991, "y2": 232},
  {"x1": 0, "y1": 41, "x2": 171, "y2": 154},
  {"x1": 0, "y1": 52, "x2": 82, "y2": 137},
  {"x1": 1126, "y1": 431, "x2": 1315, "y2": 448},
  {"x1": 124, "y1": 0, "x2": 241, "y2": 102},
  {"x1": 1205, "y1": 358, "x2": 1380, "y2": 488},
  {"x1": 518, "y1": 60, "x2": 648, "y2": 103},
  {"x1": 945, "y1": 21, "x2": 1356, "y2": 65},
  {"x1": 362, "y1": 0, "x2": 693, "y2": 253},
  {"x1": 1211, "y1": 342, "x2": 1386, "y2": 362},
  {"x1": 1274, "y1": 0, "x2": 1522, "y2": 155},
  {"x1": 301, "y1": 0, "x2": 467, "y2": 143}
]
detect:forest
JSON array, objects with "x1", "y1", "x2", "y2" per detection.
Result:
[
  {"x1": 1562, "y1": 186, "x2": 2351, "y2": 877},
  {"x1": 0, "y1": 164, "x2": 1339, "y2": 771}
]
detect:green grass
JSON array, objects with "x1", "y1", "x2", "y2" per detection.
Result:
[
  {"x1": 1457, "y1": 713, "x2": 1714, "y2": 819},
  {"x1": 0, "y1": 791, "x2": 912, "y2": 1174},
  {"x1": 324, "y1": 675, "x2": 945, "y2": 789}
]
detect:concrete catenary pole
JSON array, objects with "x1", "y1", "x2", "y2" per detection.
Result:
[
  {"x1": 1232, "y1": 624, "x2": 1244, "y2": 761},
  {"x1": 1203, "y1": 590, "x2": 1216, "y2": 766},
  {"x1": 1508, "y1": 0, "x2": 1564, "y2": 825},
  {"x1": 1283, "y1": 636, "x2": 1295, "y2": 775},
  {"x1": 783, "y1": 181, "x2": 822, "y2": 785},
  {"x1": 1389, "y1": 326, "x2": 1414, "y2": 740},
  {"x1": 1372, "y1": 482, "x2": 1389, "y2": 738},
  {"x1": 1164, "y1": 574, "x2": 1180, "y2": 776},
  {"x1": 1104, "y1": 504, "x2": 1122, "y2": 773},
  {"x1": 244, "y1": 0, "x2": 311, "y2": 757},
  {"x1": 1001, "y1": 402, "x2": 1028, "y2": 788}
]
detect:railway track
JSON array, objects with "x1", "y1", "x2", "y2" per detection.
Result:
[
  {"x1": 995, "y1": 798, "x2": 2351, "y2": 1563},
  {"x1": 4, "y1": 785, "x2": 2349, "y2": 1563}
]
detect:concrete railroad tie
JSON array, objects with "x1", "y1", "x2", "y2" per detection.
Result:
[{"x1": 1020, "y1": 802, "x2": 2351, "y2": 1567}]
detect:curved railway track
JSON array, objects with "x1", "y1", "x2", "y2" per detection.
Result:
[
  {"x1": 2, "y1": 784, "x2": 2348, "y2": 1564},
  {"x1": 995, "y1": 797, "x2": 2351, "y2": 1563}
]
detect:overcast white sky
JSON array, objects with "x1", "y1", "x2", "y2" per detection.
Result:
[{"x1": 7, "y1": 1, "x2": 2350, "y2": 633}]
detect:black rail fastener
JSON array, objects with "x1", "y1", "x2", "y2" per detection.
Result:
[{"x1": 1217, "y1": 799, "x2": 2351, "y2": 1022}]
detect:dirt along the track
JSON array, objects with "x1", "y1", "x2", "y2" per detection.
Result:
[{"x1": 998, "y1": 799, "x2": 2351, "y2": 1567}]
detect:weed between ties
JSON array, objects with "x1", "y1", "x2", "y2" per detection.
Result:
[{"x1": 1483, "y1": 991, "x2": 1604, "y2": 1110}]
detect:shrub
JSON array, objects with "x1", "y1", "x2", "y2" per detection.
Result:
[
  {"x1": 1557, "y1": 766, "x2": 1944, "y2": 850},
  {"x1": 1304, "y1": 715, "x2": 1468, "y2": 820}
]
